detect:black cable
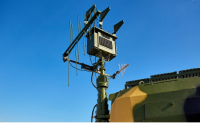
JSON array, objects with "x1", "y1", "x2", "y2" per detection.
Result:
[
  {"x1": 95, "y1": 72, "x2": 98, "y2": 79},
  {"x1": 69, "y1": 62, "x2": 89, "y2": 72},
  {"x1": 89, "y1": 55, "x2": 93, "y2": 64},
  {"x1": 91, "y1": 72, "x2": 97, "y2": 89},
  {"x1": 95, "y1": 56, "x2": 98, "y2": 79},
  {"x1": 91, "y1": 104, "x2": 97, "y2": 122}
]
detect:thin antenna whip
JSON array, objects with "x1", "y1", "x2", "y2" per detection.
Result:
[
  {"x1": 83, "y1": 14, "x2": 86, "y2": 55},
  {"x1": 118, "y1": 64, "x2": 121, "y2": 79},
  {"x1": 71, "y1": 18, "x2": 78, "y2": 75},
  {"x1": 121, "y1": 64, "x2": 123, "y2": 77},
  {"x1": 77, "y1": 16, "x2": 80, "y2": 62}
]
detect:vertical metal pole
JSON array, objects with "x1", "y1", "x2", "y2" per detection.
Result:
[{"x1": 95, "y1": 57, "x2": 110, "y2": 122}]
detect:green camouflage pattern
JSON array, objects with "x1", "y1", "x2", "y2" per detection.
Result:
[{"x1": 109, "y1": 68, "x2": 200, "y2": 122}]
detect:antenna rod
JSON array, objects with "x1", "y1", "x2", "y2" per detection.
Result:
[
  {"x1": 70, "y1": 19, "x2": 72, "y2": 44},
  {"x1": 83, "y1": 14, "x2": 85, "y2": 55},
  {"x1": 63, "y1": 10, "x2": 101, "y2": 57},
  {"x1": 68, "y1": 20, "x2": 70, "y2": 86},
  {"x1": 121, "y1": 64, "x2": 123, "y2": 77},
  {"x1": 71, "y1": 20, "x2": 78, "y2": 75},
  {"x1": 117, "y1": 64, "x2": 129, "y2": 74},
  {"x1": 118, "y1": 64, "x2": 121, "y2": 79},
  {"x1": 68, "y1": 19, "x2": 72, "y2": 86},
  {"x1": 77, "y1": 16, "x2": 80, "y2": 63},
  {"x1": 64, "y1": 11, "x2": 100, "y2": 56},
  {"x1": 111, "y1": 64, "x2": 129, "y2": 79}
]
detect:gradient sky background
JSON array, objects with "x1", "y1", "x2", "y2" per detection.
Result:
[{"x1": 0, "y1": 0, "x2": 200, "y2": 122}]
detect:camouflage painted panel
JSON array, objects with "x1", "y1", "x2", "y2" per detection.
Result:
[{"x1": 109, "y1": 75, "x2": 200, "y2": 122}]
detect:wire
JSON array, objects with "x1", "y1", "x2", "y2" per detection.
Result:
[
  {"x1": 89, "y1": 55, "x2": 93, "y2": 64},
  {"x1": 91, "y1": 104, "x2": 97, "y2": 122},
  {"x1": 95, "y1": 72, "x2": 98, "y2": 79},
  {"x1": 91, "y1": 72, "x2": 97, "y2": 89},
  {"x1": 94, "y1": 57, "x2": 98, "y2": 79},
  {"x1": 69, "y1": 62, "x2": 89, "y2": 72}
]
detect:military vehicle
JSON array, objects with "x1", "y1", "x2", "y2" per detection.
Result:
[
  {"x1": 62, "y1": 4, "x2": 200, "y2": 122},
  {"x1": 108, "y1": 68, "x2": 200, "y2": 122}
]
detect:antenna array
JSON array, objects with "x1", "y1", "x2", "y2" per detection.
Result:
[{"x1": 62, "y1": 4, "x2": 128, "y2": 122}]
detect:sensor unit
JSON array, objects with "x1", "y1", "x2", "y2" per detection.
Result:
[{"x1": 86, "y1": 26, "x2": 117, "y2": 61}]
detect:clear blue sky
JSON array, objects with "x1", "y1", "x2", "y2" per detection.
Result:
[{"x1": 0, "y1": 0, "x2": 200, "y2": 122}]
